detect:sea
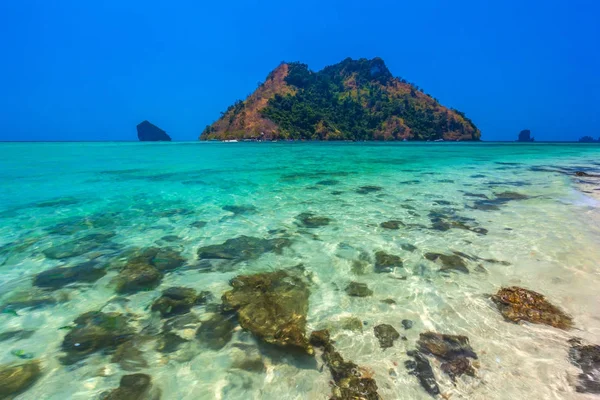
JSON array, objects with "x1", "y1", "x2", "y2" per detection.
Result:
[{"x1": 0, "y1": 142, "x2": 599, "y2": 399}]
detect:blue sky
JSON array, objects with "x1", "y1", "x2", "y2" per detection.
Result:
[{"x1": 0, "y1": 0, "x2": 598, "y2": 141}]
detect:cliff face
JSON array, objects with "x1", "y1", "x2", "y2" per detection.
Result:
[
  {"x1": 137, "y1": 121, "x2": 171, "y2": 141},
  {"x1": 200, "y1": 58, "x2": 480, "y2": 141}
]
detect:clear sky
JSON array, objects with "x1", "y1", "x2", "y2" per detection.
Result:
[{"x1": 0, "y1": 0, "x2": 598, "y2": 141}]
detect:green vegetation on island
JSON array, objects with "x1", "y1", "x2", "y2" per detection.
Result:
[{"x1": 200, "y1": 57, "x2": 480, "y2": 141}]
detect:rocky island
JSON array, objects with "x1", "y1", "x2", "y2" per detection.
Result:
[
  {"x1": 137, "y1": 120, "x2": 171, "y2": 142},
  {"x1": 200, "y1": 57, "x2": 480, "y2": 141},
  {"x1": 517, "y1": 129, "x2": 534, "y2": 142}
]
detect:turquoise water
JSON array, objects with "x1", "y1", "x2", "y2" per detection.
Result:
[{"x1": 1, "y1": 142, "x2": 600, "y2": 399}]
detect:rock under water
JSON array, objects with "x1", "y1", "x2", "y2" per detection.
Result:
[
  {"x1": 197, "y1": 236, "x2": 291, "y2": 263},
  {"x1": 491, "y1": 286, "x2": 573, "y2": 329},
  {"x1": 222, "y1": 270, "x2": 312, "y2": 354},
  {"x1": 374, "y1": 324, "x2": 400, "y2": 349},
  {"x1": 310, "y1": 329, "x2": 381, "y2": 400},
  {"x1": 60, "y1": 311, "x2": 134, "y2": 365},
  {"x1": 569, "y1": 338, "x2": 600, "y2": 394},
  {"x1": 151, "y1": 287, "x2": 210, "y2": 318},
  {"x1": 405, "y1": 350, "x2": 440, "y2": 397},
  {"x1": 102, "y1": 373, "x2": 156, "y2": 400},
  {"x1": 0, "y1": 361, "x2": 41, "y2": 399}
]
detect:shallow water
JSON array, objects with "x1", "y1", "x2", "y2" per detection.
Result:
[{"x1": 1, "y1": 142, "x2": 599, "y2": 399}]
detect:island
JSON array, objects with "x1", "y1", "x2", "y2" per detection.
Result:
[
  {"x1": 200, "y1": 57, "x2": 480, "y2": 141},
  {"x1": 137, "y1": 121, "x2": 171, "y2": 142},
  {"x1": 578, "y1": 136, "x2": 599, "y2": 143},
  {"x1": 517, "y1": 129, "x2": 534, "y2": 142}
]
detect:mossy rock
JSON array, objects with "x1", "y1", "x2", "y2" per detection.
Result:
[
  {"x1": 309, "y1": 329, "x2": 381, "y2": 399},
  {"x1": 195, "y1": 313, "x2": 236, "y2": 351},
  {"x1": 151, "y1": 287, "x2": 210, "y2": 318},
  {"x1": 222, "y1": 270, "x2": 312, "y2": 354},
  {"x1": 374, "y1": 251, "x2": 402, "y2": 273},
  {"x1": 0, "y1": 361, "x2": 41, "y2": 399},
  {"x1": 424, "y1": 252, "x2": 469, "y2": 273},
  {"x1": 491, "y1": 286, "x2": 573, "y2": 329},
  {"x1": 373, "y1": 324, "x2": 399, "y2": 349},
  {"x1": 345, "y1": 282, "x2": 373, "y2": 297},
  {"x1": 60, "y1": 311, "x2": 134, "y2": 365},
  {"x1": 380, "y1": 220, "x2": 404, "y2": 230},
  {"x1": 101, "y1": 373, "x2": 154, "y2": 400},
  {"x1": 114, "y1": 262, "x2": 162, "y2": 294}
]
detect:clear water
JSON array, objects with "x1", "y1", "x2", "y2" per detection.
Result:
[{"x1": 1, "y1": 142, "x2": 599, "y2": 399}]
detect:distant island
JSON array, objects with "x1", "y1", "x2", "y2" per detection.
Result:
[
  {"x1": 517, "y1": 129, "x2": 534, "y2": 142},
  {"x1": 200, "y1": 57, "x2": 480, "y2": 141},
  {"x1": 579, "y1": 136, "x2": 599, "y2": 143},
  {"x1": 137, "y1": 120, "x2": 171, "y2": 141}
]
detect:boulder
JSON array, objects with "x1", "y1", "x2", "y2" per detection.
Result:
[
  {"x1": 151, "y1": 287, "x2": 210, "y2": 317},
  {"x1": 137, "y1": 120, "x2": 171, "y2": 142},
  {"x1": 0, "y1": 361, "x2": 41, "y2": 398},
  {"x1": 380, "y1": 220, "x2": 404, "y2": 230},
  {"x1": 417, "y1": 332, "x2": 477, "y2": 361},
  {"x1": 374, "y1": 251, "x2": 402, "y2": 273},
  {"x1": 309, "y1": 329, "x2": 381, "y2": 400},
  {"x1": 424, "y1": 252, "x2": 469, "y2": 273},
  {"x1": 102, "y1": 373, "x2": 154, "y2": 400},
  {"x1": 374, "y1": 324, "x2": 400, "y2": 349},
  {"x1": 195, "y1": 313, "x2": 236, "y2": 350},
  {"x1": 405, "y1": 351, "x2": 440, "y2": 397},
  {"x1": 345, "y1": 282, "x2": 373, "y2": 297},
  {"x1": 491, "y1": 286, "x2": 573, "y2": 329},
  {"x1": 222, "y1": 270, "x2": 312, "y2": 354},
  {"x1": 569, "y1": 338, "x2": 600, "y2": 393},
  {"x1": 60, "y1": 311, "x2": 134, "y2": 365}
]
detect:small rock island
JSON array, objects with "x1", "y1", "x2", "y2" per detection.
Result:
[
  {"x1": 517, "y1": 129, "x2": 534, "y2": 142},
  {"x1": 137, "y1": 120, "x2": 171, "y2": 142}
]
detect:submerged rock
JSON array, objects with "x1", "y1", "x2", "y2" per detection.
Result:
[
  {"x1": 190, "y1": 221, "x2": 207, "y2": 229},
  {"x1": 374, "y1": 251, "x2": 403, "y2": 273},
  {"x1": 156, "y1": 331, "x2": 188, "y2": 354},
  {"x1": 114, "y1": 262, "x2": 162, "y2": 294},
  {"x1": 222, "y1": 270, "x2": 312, "y2": 354},
  {"x1": 424, "y1": 252, "x2": 469, "y2": 273},
  {"x1": 195, "y1": 313, "x2": 236, "y2": 351},
  {"x1": 114, "y1": 247, "x2": 185, "y2": 294},
  {"x1": 102, "y1": 373, "x2": 155, "y2": 400},
  {"x1": 380, "y1": 220, "x2": 404, "y2": 230},
  {"x1": 43, "y1": 233, "x2": 115, "y2": 259},
  {"x1": 440, "y1": 357, "x2": 475, "y2": 381},
  {"x1": 401, "y1": 319, "x2": 414, "y2": 330},
  {"x1": 417, "y1": 332, "x2": 478, "y2": 361},
  {"x1": 197, "y1": 236, "x2": 291, "y2": 262},
  {"x1": 400, "y1": 243, "x2": 417, "y2": 252},
  {"x1": 0, "y1": 330, "x2": 35, "y2": 342},
  {"x1": 60, "y1": 311, "x2": 134, "y2": 365},
  {"x1": 151, "y1": 287, "x2": 210, "y2": 317},
  {"x1": 111, "y1": 343, "x2": 148, "y2": 371},
  {"x1": 374, "y1": 324, "x2": 400, "y2": 349},
  {"x1": 429, "y1": 210, "x2": 487, "y2": 235},
  {"x1": 569, "y1": 338, "x2": 600, "y2": 393},
  {"x1": 309, "y1": 329, "x2": 381, "y2": 400},
  {"x1": 222, "y1": 205, "x2": 257, "y2": 215},
  {"x1": 491, "y1": 286, "x2": 573, "y2": 329},
  {"x1": 295, "y1": 212, "x2": 331, "y2": 228},
  {"x1": 316, "y1": 179, "x2": 340, "y2": 186},
  {"x1": 405, "y1": 351, "x2": 440, "y2": 397},
  {"x1": 356, "y1": 185, "x2": 383, "y2": 195},
  {"x1": 345, "y1": 282, "x2": 373, "y2": 297},
  {"x1": 33, "y1": 262, "x2": 106, "y2": 290},
  {"x1": 0, "y1": 361, "x2": 41, "y2": 399},
  {"x1": 339, "y1": 317, "x2": 364, "y2": 333}
]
